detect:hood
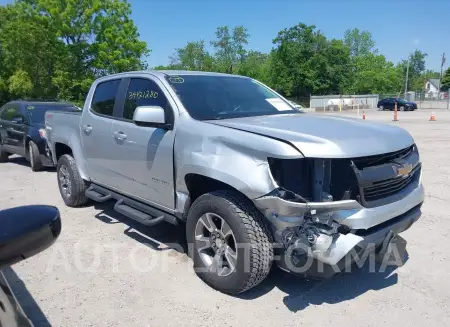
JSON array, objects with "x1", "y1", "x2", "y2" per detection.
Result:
[{"x1": 207, "y1": 113, "x2": 414, "y2": 158}]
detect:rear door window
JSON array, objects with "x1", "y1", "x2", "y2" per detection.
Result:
[{"x1": 91, "y1": 79, "x2": 121, "y2": 116}]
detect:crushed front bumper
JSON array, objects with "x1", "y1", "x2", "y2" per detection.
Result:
[{"x1": 254, "y1": 182, "x2": 425, "y2": 277}]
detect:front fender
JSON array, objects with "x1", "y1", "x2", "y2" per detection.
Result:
[{"x1": 174, "y1": 119, "x2": 303, "y2": 210}]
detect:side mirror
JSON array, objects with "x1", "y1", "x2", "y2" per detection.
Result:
[
  {"x1": 133, "y1": 106, "x2": 169, "y2": 128},
  {"x1": 0, "y1": 205, "x2": 62, "y2": 269},
  {"x1": 11, "y1": 116, "x2": 24, "y2": 124}
]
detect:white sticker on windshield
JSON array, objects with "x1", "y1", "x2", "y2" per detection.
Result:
[{"x1": 266, "y1": 98, "x2": 292, "y2": 111}]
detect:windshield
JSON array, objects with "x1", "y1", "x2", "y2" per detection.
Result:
[
  {"x1": 396, "y1": 98, "x2": 408, "y2": 104},
  {"x1": 27, "y1": 104, "x2": 75, "y2": 124},
  {"x1": 165, "y1": 75, "x2": 300, "y2": 120}
]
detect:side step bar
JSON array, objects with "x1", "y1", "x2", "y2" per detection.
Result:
[
  {"x1": 86, "y1": 185, "x2": 111, "y2": 202},
  {"x1": 85, "y1": 184, "x2": 178, "y2": 226},
  {"x1": 114, "y1": 200, "x2": 165, "y2": 227}
]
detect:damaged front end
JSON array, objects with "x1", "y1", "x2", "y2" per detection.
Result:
[{"x1": 255, "y1": 145, "x2": 424, "y2": 278}]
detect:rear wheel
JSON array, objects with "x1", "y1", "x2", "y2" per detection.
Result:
[
  {"x1": 29, "y1": 141, "x2": 43, "y2": 171},
  {"x1": 186, "y1": 190, "x2": 273, "y2": 295},
  {"x1": 57, "y1": 154, "x2": 89, "y2": 207},
  {"x1": 379, "y1": 105, "x2": 384, "y2": 111}
]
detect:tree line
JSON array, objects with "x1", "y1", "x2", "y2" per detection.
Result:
[
  {"x1": 156, "y1": 24, "x2": 450, "y2": 101},
  {"x1": 0, "y1": 0, "x2": 149, "y2": 106},
  {"x1": 1, "y1": 0, "x2": 449, "y2": 107}
]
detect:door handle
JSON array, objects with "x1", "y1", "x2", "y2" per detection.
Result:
[
  {"x1": 114, "y1": 131, "x2": 127, "y2": 141},
  {"x1": 83, "y1": 125, "x2": 92, "y2": 133}
]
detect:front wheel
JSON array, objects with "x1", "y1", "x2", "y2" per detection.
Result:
[
  {"x1": 57, "y1": 154, "x2": 89, "y2": 207},
  {"x1": 29, "y1": 141, "x2": 43, "y2": 171},
  {"x1": 186, "y1": 190, "x2": 273, "y2": 295},
  {"x1": 399, "y1": 106, "x2": 405, "y2": 111}
]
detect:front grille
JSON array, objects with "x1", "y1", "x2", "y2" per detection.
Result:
[
  {"x1": 352, "y1": 145, "x2": 414, "y2": 170},
  {"x1": 352, "y1": 145, "x2": 421, "y2": 207},
  {"x1": 362, "y1": 165, "x2": 421, "y2": 202}
]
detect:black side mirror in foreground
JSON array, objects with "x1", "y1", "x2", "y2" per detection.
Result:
[{"x1": 0, "y1": 205, "x2": 61, "y2": 269}]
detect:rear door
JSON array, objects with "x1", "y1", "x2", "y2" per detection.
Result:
[
  {"x1": 0, "y1": 104, "x2": 27, "y2": 155},
  {"x1": 109, "y1": 76, "x2": 177, "y2": 210},
  {"x1": 80, "y1": 78, "x2": 124, "y2": 188}
]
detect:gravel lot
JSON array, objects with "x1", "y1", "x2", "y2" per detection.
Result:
[{"x1": 1, "y1": 108, "x2": 449, "y2": 327}]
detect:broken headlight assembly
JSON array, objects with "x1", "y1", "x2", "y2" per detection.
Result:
[{"x1": 267, "y1": 157, "x2": 360, "y2": 203}]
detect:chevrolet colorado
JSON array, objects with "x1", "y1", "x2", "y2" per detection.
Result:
[{"x1": 45, "y1": 71, "x2": 424, "y2": 295}]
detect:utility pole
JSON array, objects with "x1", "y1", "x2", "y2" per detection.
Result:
[
  {"x1": 438, "y1": 53, "x2": 446, "y2": 101},
  {"x1": 404, "y1": 59, "x2": 410, "y2": 98}
]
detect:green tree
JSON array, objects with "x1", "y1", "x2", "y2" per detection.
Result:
[
  {"x1": 350, "y1": 54, "x2": 402, "y2": 94},
  {"x1": 169, "y1": 40, "x2": 214, "y2": 71},
  {"x1": 401, "y1": 50, "x2": 427, "y2": 91},
  {"x1": 269, "y1": 23, "x2": 352, "y2": 96},
  {"x1": 344, "y1": 28, "x2": 377, "y2": 57},
  {"x1": 0, "y1": 2, "x2": 61, "y2": 100},
  {"x1": 211, "y1": 25, "x2": 249, "y2": 74},
  {"x1": 237, "y1": 51, "x2": 270, "y2": 82},
  {"x1": 0, "y1": 0, "x2": 150, "y2": 103},
  {"x1": 441, "y1": 67, "x2": 450, "y2": 91}
]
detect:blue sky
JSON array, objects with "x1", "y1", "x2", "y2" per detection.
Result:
[{"x1": 1, "y1": 0, "x2": 449, "y2": 72}]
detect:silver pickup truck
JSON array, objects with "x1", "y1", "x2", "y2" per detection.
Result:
[{"x1": 45, "y1": 70, "x2": 424, "y2": 295}]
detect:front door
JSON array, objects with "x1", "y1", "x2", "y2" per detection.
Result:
[
  {"x1": 110, "y1": 76, "x2": 177, "y2": 210},
  {"x1": 80, "y1": 78, "x2": 122, "y2": 188},
  {"x1": 0, "y1": 104, "x2": 27, "y2": 156}
]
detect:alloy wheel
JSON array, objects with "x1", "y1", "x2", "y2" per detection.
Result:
[
  {"x1": 58, "y1": 165, "x2": 72, "y2": 197},
  {"x1": 194, "y1": 213, "x2": 238, "y2": 277}
]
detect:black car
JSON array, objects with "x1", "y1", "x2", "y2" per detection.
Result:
[
  {"x1": 0, "y1": 100, "x2": 79, "y2": 171},
  {"x1": 377, "y1": 98, "x2": 417, "y2": 111},
  {"x1": 0, "y1": 205, "x2": 61, "y2": 327}
]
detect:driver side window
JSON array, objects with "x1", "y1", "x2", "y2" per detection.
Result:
[{"x1": 123, "y1": 78, "x2": 173, "y2": 123}]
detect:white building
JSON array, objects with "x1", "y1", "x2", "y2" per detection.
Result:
[{"x1": 424, "y1": 78, "x2": 441, "y2": 98}]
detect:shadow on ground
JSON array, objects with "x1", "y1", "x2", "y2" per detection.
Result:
[
  {"x1": 2, "y1": 267, "x2": 52, "y2": 327},
  {"x1": 7, "y1": 157, "x2": 55, "y2": 172},
  {"x1": 93, "y1": 201, "x2": 187, "y2": 254},
  {"x1": 239, "y1": 262, "x2": 401, "y2": 312},
  {"x1": 92, "y1": 201, "x2": 405, "y2": 312}
]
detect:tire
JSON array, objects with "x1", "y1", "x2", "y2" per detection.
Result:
[
  {"x1": 29, "y1": 141, "x2": 43, "y2": 171},
  {"x1": 379, "y1": 105, "x2": 384, "y2": 111},
  {"x1": 186, "y1": 190, "x2": 273, "y2": 295},
  {"x1": 0, "y1": 144, "x2": 9, "y2": 162},
  {"x1": 57, "y1": 154, "x2": 89, "y2": 207},
  {"x1": 399, "y1": 106, "x2": 405, "y2": 111}
]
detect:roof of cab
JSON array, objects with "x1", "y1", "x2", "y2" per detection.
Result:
[{"x1": 97, "y1": 70, "x2": 249, "y2": 80}]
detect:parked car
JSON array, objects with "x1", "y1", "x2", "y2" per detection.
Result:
[
  {"x1": 45, "y1": 70, "x2": 424, "y2": 295},
  {"x1": 377, "y1": 98, "x2": 417, "y2": 111},
  {"x1": 0, "y1": 204, "x2": 62, "y2": 327},
  {"x1": 0, "y1": 100, "x2": 79, "y2": 171}
]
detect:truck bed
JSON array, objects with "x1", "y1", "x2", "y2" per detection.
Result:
[{"x1": 44, "y1": 110, "x2": 82, "y2": 163}]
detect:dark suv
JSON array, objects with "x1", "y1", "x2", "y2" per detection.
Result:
[
  {"x1": 377, "y1": 98, "x2": 417, "y2": 111},
  {"x1": 0, "y1": 100, "x2": 79, "y2": 171}
]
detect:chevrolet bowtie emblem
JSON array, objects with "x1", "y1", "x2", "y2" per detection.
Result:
[{"x1": 394, "y1": 163, "x2": 413, "y2": 177}]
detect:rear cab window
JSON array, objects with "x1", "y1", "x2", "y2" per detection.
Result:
[{"x1": 91, "y1": 79, "x2": 121, "y2": 116}]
